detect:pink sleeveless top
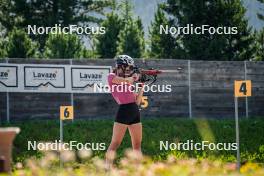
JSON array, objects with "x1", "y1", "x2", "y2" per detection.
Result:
[{"x1": 107, "y1": 73, "x2": 136, "y2": 105}]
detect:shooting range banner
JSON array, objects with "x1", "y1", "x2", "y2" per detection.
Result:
[{"x1": 0, "y1": 63, "x2": 111, "y2": 93}]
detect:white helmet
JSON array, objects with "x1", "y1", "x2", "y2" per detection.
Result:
[{"x1": 115, "y1": 55, "x2": 134, "y2": 66}]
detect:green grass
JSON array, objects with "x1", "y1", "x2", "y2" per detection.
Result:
[{"x1": 2, "y1": 118, "x2": 264, "y2": 163}]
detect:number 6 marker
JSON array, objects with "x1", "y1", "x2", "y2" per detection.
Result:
[
  {"x1": 60, "y1": 106, "x2": 74, "y2": 120},
  {"x1": 59, "y1": 106, "x2": 74, "y2": 167}
]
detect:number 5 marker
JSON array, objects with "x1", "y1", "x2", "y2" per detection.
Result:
[{"x1": 141, "y1": 96, "x2": 149, "y2": 109}]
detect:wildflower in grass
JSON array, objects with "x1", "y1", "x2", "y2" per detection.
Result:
[
  {"x1": 125, "y1": 149, "x2": 143, "y2": 161},
  {"x1": 78, "y1": 149, "x2": 92, "y2": 160},
  {"x1": 166, "y1": 155, "x2": 176, "y2": 163},
  {"x1": 60, "y1": 150, "x2": 75, "y2": 162},
  {"x1": 15, "y1": 162, "x2": 23, "y2": 169},
  {"x1": 92, "y1": 156, "x2": 105, "y2": 170},
  {"x1": 240, "y1": 162, "x2": 260, "y2": 173}
]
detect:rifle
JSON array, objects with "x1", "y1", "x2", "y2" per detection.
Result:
[{"x1": 133, "y1": 67, "x2": 183, "y2": 85}]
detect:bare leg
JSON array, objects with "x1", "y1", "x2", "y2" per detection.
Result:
[
  {"x1": 128, "y1": 122, "x2": 142, "y2": 156},
  {"x1": 105, "y1": 122, "x2": 127, "y2": 168}
]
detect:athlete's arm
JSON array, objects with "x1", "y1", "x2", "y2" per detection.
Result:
[
  {"x1": 112, "y1": 73, "x2": 139, "y2": 84},
  {"x1": 135, "y1": 83, "x2": 144, "y2": 105},
  {"x1": 112, "y1": 76, "x2": 134, "y2": 84}
]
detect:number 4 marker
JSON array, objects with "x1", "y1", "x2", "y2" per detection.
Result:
[
  {"x1": 234, "y1": 80, "x2": 252, "y2": 97},
  {"x1": 234, "y1": 80, "x2": 252, "y2": 171}
]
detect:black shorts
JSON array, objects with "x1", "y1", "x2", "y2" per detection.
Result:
[{"x1": 115, "y1": 102, "x2": 140, "y2": 125}]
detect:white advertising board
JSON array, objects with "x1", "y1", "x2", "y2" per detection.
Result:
[{"x1": 0, "y1": 63, "x2": 111, "y2": 93}]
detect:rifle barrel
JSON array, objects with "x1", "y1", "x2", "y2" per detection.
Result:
[
  {"x1": 160, "y1": 69, "x2": 182, "y2": 73},
  {"x1": 140, "y1": 68, "x2": 183, "y2": 75}
]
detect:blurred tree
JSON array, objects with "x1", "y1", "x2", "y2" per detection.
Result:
[
  {"x1": 96, "y1": 12, "x2": 123, "y2": 58},
  {"x1": 257, "y1": 0, "x2": 264, "y2": 21},
  {"x1": 0, "y1": 0, "x2": 23, "y2": 34},
  {"x1": 162, "y1": 0, "x2": 254, "y2": 61},
  {"x1": 255, "y1": 29, "x2": 264, "y2": 61},
  {"x1": 6, "y1": 28, "x2": 39, "y2": 58},
  {"x1": 0, "y1": 0, "x2": 114, "y2": 50},
  {"x1": 149, "y1": 5, "x2": 184, "y2": 59},
  {"x1": 136, "y1": 16, "x2": 145, "y2": 53},
  {"x1": 117, "y1": 18, "x2": 144, "y2": 58},
  {"x1": 43, "y1": 33, "x2": 83, "y2": 58},
  {"x1": 87, "y1": 34, "x2": 99, "y2": 59},
  {"x1": 82, "y1": 48, "x2": 99, "y2": 59},
  {"x1": 116, "y1": 0, "x2": 145, "y2": 58},
  {"x1": 255, "y1": 0, "x2": 264, "y2": 61},
  {"x1": 0, "y1": 38, "x2": 7, "y2": 58}
]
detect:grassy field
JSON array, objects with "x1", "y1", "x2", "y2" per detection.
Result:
[{"x1": 2, "y1": 118, "x2": 264, "y2": 164}]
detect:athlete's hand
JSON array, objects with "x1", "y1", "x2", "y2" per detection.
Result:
[
  {"x1": 132, "y1": 73, "x2": 140, "y2": 82},
  {"x1": 124, "y1": 73, "x2": 139, "y2": 84},
  {"x1": 138, "y1": 82, "x2": 145, "y2": 89},
  {"x1": 125, "y1": 77, "x2": 134, "y2": 84}
]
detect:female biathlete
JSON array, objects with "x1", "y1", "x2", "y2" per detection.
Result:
[{"x1": 105, "y1": 55, "x2": 144, "y2": 166}]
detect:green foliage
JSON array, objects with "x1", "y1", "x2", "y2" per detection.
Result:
[
  {"x1": 82, "y1": 48, "x2": 99, "y2": 59},
  {"x1": 118, "y1": 0, "x2": 133, "y2": 22},
  {"x1": 136, "y1": 16, "x2": 144, "y2": 38},
  {"x1": 96, "y1": 0, "x2": 145, "y2": 58},
  {"x1": 43, "y1": 33, "x2": 84, "y2": 59},
  {"x1": 254, "y1": 29, "x2": 264, "y2": 61},
  {"x1": 257, "y1": 0, "x2": 264, "y2": 21},
  {"x1": 4, "y1": 118, "x2": 264, "y2": 163},
  {"x1": 136, "y1": 16, "x2": 145, "y2": 53},
  {"x1": 116, "y1": 0, "x2": 145, "y2": 58},
  {"x1": 6, "y1": 28, "x2": 39, "y2": 58},
  {"x1": 162, "y1": 0, "x2": 254, "y2": 60},
  {"x1": 149, "y1": 5, "x2": 184, "y2": 59},
  {"x1": 96, "y1": 12, "x2": 123, "y2": 58},
  {"x1": 11, "y1": 150, "x2": 264, "y2": 175},
  {"x1": 117, "y1": 18, "x2": 145, "y2": 58},
  {"x1": 0, "y1": 0, "x2": 113, "y2": 49},
  {"x1": 0, "y1": 37, "x2": 7, "y2": 58},
  {"x1": 0, "y1": 0, "x2": 261, "y2": 60},
  {"x1": 0, "y1": 0, "x2": 23, "y2": 33},
  {"x1": 256, "y1": 0, "x2": 264, "y2": 61}
]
